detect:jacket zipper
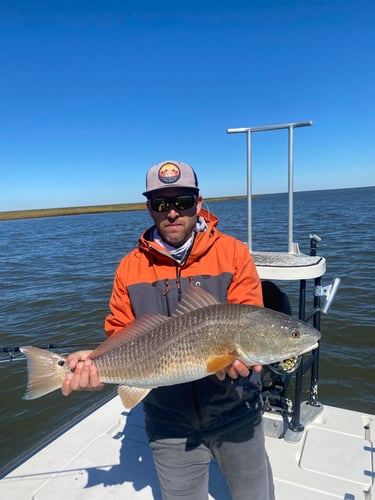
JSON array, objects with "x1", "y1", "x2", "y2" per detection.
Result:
[{"x1": 176, "y1": 265, "x2": 182, "y2": 302}]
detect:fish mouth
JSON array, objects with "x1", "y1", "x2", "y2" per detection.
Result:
[{"x1": 298, "y1": 342, "x2": 319, "y2": 355}]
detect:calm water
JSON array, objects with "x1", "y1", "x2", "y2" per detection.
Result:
[{"x1": 0, "y1": 187, "x2": 374, "y2": 472}]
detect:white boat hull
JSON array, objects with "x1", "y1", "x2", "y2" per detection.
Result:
[{"x1": 0, "y1": 394, "x2": 373, "y2": 499}]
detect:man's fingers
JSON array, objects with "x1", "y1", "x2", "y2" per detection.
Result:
[
  {"x1": 89, "y1": 363, "x2": 105, "y2": 390},
  {"x1": 216, "y1": 360, "x2": 263, "y2": 381},
  {"x1": 232, "y1": 360, "x2": 249, "y2": 377},
  {"x1": 76, "y1": 360, "x2": 92, "y2": 389},
  {"x1": 67, "y1": 350, "x2": 93, "y2": 368},
  {"x1": 61, "y1": 373, "x2": 73, "y2": 396},
  {"x1": 61, "y1": 358, "x2": 104, "y2": 396},
  {"x1": 226, "y1": 365, "x2": 239, "y2": 379}
]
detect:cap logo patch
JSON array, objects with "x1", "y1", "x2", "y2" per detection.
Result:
[{"x1": 158, "y1": 163, "x2": 181, "y2": 185}]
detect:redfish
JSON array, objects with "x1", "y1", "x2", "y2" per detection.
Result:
[{"x1": 21, "y1": 286, "x2": 320, "y2": 409}]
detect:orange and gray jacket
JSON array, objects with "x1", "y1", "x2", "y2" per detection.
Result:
[{"x1": 104, "y1": 209, "x2": 264, "y2": 441}]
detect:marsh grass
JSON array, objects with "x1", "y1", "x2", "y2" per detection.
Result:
[{"x1": 0, "y1": 196, "x2": 246, "y2": 221}]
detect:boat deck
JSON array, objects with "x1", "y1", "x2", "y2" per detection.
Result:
[{"x1": 1, "y1": 394, "x2": 373, "y2": 499}]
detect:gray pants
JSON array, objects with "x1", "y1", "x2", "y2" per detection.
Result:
[{"x1": 150, "y1": 420, "x2": 275, "y2": 500}]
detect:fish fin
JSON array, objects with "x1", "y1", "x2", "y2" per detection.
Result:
[
  {"x1": 117, "y1": 385, "x2": 151, "y2": 410},
  {"x1": 20, "y1": 346, "x2": 68, "y2": 400},
  {"x1": 173, "y1": 285, "x2": 221, "y2": 317},
  {"x1": 206, "y1": 354, "x2": 237, "y2": 373},
  {"x1": 90, "y1": 313, "x2": 170, "y2": 359}
]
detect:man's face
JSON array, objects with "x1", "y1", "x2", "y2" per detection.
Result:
[{"x1": 147, "y1": 188, "x2": 202, "y2": 247}]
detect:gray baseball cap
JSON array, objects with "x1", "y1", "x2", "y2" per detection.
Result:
[{"x1": 143, "y1": 160, "x2": 199, "y2": 197}]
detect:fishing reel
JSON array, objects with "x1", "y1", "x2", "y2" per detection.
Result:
[{"x1": 269, "y1": 356, "x2": 302, "y2": 375}]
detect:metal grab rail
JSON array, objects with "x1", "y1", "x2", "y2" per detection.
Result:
[{"x1": 227, "y1": 121, "x2": 313, "y2": 252}]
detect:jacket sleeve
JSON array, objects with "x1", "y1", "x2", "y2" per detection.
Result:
[
  {"x1": 226, "y1": 239, "x2": 263, "y2": 307},
  {"x1": 104, "y1": 259, "x2": 136, "y2": 337}
]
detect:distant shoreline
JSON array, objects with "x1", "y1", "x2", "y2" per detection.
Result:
[
  {"x1": 0, "y1": 195, "x2": 248, "y2": 221},
  {"x1": 2, "y1": 186, "x2": 372, "y2": 221}
]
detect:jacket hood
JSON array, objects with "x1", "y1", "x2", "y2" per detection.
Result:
[{"x1": 198, "y1": 207, "x2": 219, "y2": 228}]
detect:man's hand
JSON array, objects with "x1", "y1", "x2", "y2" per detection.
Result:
[
  {"x1": 61, "y1": 350, "x2": 104, "y2": 396},
  {"x1": 216, "y1": 360, "x2": 262, "y2": 381}
]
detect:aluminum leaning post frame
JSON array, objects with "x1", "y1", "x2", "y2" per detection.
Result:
[
  {"x1": 227, "y1": 121, "x2": 313, "y2": 253},
  {"x1": 227, "y1": 120, "x2": 317, "y2": 436}
]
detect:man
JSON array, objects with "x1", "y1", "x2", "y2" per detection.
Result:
[{"x1": 62, "y1": 160, "x2": 275, "y2": 500}]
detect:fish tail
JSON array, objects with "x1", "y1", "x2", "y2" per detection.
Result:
[{"x1": 20, "y1": 346, "x2": 68, "y2": 400}]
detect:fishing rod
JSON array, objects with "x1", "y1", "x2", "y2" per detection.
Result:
[{"x1": 0, "y1": 343, "x2": 98, "y2": 363}]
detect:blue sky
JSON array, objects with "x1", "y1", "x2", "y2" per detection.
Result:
[{"x1": 0, "y1": 0, "x2": 374, "y2": 211}]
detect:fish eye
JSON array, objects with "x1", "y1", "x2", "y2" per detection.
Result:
[
  {"x1": 57, "y1": 360, "x2": 65, "y2": 367},
  {"x1": 291, "y1": 330, "x2": 301, "y2": 338}
]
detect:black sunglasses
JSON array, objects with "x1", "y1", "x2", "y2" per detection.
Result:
[{"x1": 149, "y1": 194, "x2": 197, "y2": 213}]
